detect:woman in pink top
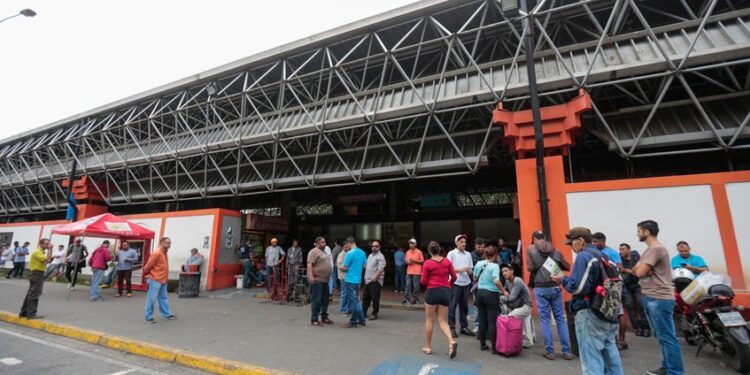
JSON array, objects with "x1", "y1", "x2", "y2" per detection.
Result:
[{"x1": 420, "y1": 241, "x2": 457, "y2": 358}]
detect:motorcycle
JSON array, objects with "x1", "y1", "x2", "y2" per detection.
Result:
[{"x1": 673, "y1": 269, "x2": 750, "y2": 374}]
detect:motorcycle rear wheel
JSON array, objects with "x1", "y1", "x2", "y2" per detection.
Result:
[
  {"x1": 723, "y1": 329, "x2": 750, "y2": 374},
  {"x1": 683, "y1": 330, "x2": 698, "y2": 346}
]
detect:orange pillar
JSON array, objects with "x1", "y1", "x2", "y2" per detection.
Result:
[{"x1": 515, "y1": 155, "x2": 571, "y2": 284}]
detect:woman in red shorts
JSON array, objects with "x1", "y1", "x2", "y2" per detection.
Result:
[{"x1": 420, "y1": 241, "x2": 458, "y2": 358}]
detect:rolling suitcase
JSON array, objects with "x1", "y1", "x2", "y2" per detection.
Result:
[{"x1": 495, "y1": 315, "x2": 523, "y2": 356}]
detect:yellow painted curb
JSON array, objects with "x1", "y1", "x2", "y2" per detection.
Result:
[{"x1": 0, "y1": 310, "x2": 297, "y2": 375}]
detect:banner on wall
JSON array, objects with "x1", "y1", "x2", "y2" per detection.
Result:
[{"x1": 244, "y1": 214, "x2": 288, "y2": 233}]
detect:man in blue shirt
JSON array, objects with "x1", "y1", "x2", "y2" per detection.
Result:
[
  {"x1": 393, "y1": 245, "x2": 406, "y2": 293},
  {"x1": 340, "y1": 237, "x2": 367, "y2": 327},
  {"x1": 670, "y1": 241, "x2": 708, "y2": 275},
  {"x1": 552, "y1": 227, "x2": 622, "y2": 375}
]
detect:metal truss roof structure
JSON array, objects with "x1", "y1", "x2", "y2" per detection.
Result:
[{"x1": 1, "y1": 0, "x2": 749, "y2": 216}]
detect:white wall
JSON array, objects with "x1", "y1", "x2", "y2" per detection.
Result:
[
  {"x1": 161, "y1": 215, "x2": 214, "y2": 289},
  {"x1": 1, "y1": 225, "x2": 43, "y2": 264},
  {"x1": 726, "y1": 182, "x2": 750, "y2": 289},
  {"x1": 566, "y1": 185, "x2": 727, "y2": 275}
]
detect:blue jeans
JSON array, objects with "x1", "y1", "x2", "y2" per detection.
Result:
[
  {"x1": 575, "y1": 309, "x2": 623, "y2": 375},
  {"x1": 328, "y1": 272, "x2": 335, "y2": 294},
  {"x1": 90, "y1": 269, "x2": 105, "y2": 300},
  {"x1": 534, "y1": 287, "x2": 572, "y2": 354},
  {"x1": 105, "y1": 266, "x2": 116, "y2": 285},
  {"x1": 310, "y1": 281, "x2": 330, "y2": 322},
  {"x1": 145, "y1": 278, "x2": 173, "y2": 320},
  {"x1": 394, "y1": 265, "x2": 406, "y2": 292},
  {"x1": 241, "y1": 260, "x2": 253, "y2": 288},
  {"x1": 344, "y1": 282, "x2": 365, "y2": 325},
  {"x1": 339, "y1": 279, "x2": 350, "y2": 313},
  {"x1": 644, "y1": 296, "x2": 684, "y2": 375}
]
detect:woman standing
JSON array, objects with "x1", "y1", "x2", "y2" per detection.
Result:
[
  {"x1": 473, "y1": 245, "x2": 504, "y2": 353},
  {"x1": 420, "y1": 241, "x2": 458, "y2": 359}
]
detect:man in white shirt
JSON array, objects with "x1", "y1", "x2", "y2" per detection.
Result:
[
  {"x1": 43, "y1": 244, "x2": 66, "y2": 280},
  {"x1": 265, "y1": 238, "x2": 286, "y2": 289},
  {"x1": 447, "y1": 234, "x2": 475, "y2": 338}
]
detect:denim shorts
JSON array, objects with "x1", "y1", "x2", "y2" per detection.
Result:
[{"x1": 425, "y1": 287, "x2": 450, "y2": 306}]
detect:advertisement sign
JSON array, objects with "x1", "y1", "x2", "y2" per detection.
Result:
[{"x1": 244, "y1": 214, "x2": 288, "y2": 233}]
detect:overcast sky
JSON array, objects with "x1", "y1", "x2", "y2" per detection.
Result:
[{"x1": 0, "y1": 0, "x2": 417, "y2": 142}]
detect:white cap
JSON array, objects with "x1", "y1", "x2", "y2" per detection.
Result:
[
  {"x1": 408, "y1": 238, "x2": 417, "y2": 244},
  {"x1": 455, "y1": 234, "x2": 467, "y2": 243}
]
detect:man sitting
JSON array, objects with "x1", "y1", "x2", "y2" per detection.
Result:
[
  {"x1": 182, "y1": 248, "x2": 205, "y2": 272},
  {"x1": 670, "y1": 241, "x2": 708, "y2": 276}
]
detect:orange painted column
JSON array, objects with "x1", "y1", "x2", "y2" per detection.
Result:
[
  {"x1": 515, "y1": 155, "x2": 572, "y2": 284},
  {"x1": 75, "y1": 204, "x2": 108, "y2": 220},
  {"x1": 710, "y1": 183, "x2": 746, "y2": 291}
]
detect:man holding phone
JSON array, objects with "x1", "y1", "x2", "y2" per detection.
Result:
[{"x1": 670, "y1": 241, "x2": 708, "y2": 276}]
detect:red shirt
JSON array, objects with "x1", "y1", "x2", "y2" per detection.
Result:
[{"x1": 420, "y1": 257, "x2": 456, "y2": 289}]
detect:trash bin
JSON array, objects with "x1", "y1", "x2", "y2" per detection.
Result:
[
  {"x1": 178, "y1": 272, "x2": 200, "y2": 298},
  {"x1": 236, "y1": 275, "x2": 243, "y2": 289}
]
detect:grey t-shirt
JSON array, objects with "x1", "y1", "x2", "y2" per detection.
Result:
[
  {"x1": 501, "y1": 276, "x2": 532, "y2": 307},
  {"x1": 68, "y1": 244, "x2": 87, "y2": 263},
  {"x1": 364, "y1": 251, "x2": 386, "y2": 286}
]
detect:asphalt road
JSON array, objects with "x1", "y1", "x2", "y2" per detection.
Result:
[{"x1": 0, "y1": 321, "x2": 209, "y2": 375}]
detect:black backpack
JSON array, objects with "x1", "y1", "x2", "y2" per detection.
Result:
[{"x1": 585, "y1": 250, "x2": 622, "y2": 322}]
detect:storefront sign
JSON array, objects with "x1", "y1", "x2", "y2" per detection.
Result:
[
  {"x1": 420, "y1": 193, "x2": 452, "y2": 208},
  {"x1": 334, "y1": 193, "x2": 385, "y2": 204},
  {"x1": 244, "y1": 214, "x2": 289, "y2": 232}
]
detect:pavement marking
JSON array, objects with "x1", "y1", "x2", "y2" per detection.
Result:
[
  {"x1": 0, "y1": 327, "x2": 168, "y2": 375},
  {"x1": 418, "y1": 363, "x2": 440, "y2": 375},
  {"x1": 107, "y1": 369, "x2": 138, "y2": 375},
  {"x1": 1, "y1": 357, "x2": 23, "y2": 366}
]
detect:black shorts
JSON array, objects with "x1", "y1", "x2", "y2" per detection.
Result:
[{"x1": 425, "y1": 287, "x2": 451, "y2": 306}]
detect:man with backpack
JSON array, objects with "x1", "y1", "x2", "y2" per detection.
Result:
[{"x1": 552, "y1": 227, "x2": 623, "y2": 375}]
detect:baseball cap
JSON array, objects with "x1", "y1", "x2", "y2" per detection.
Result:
[
  {"x1": 455, "y1": 234, "x2": 467, "y2": 243},
  {"x1": 408, "y1": 238, "x2": 417, "y2": 244},
  {"x1": 564, "y1": 227, "x2": 592, "y2": 245}
]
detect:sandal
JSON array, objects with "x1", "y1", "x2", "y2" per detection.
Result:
[
  {"x1": 421, "y1": 347, "x2": 432, "y2": 355},
  {"x1": 449, "y1": 342, "x2": 458, "y2": 359}
]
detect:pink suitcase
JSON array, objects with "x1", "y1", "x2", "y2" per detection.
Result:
[{"x1": 495, "y1": 315, "x2": 523, "y2": 356}]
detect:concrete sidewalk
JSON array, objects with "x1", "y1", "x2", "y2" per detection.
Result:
[{"x1": 0, "y1": 277, "x2": 741, "y2": 375}]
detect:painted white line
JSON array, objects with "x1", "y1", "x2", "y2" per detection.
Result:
[
  {"x1": 107, "y1": 369, "x2": 138, "y2": 375},
  {"x1": 1, "y1": 357, "x2": 23, "y2": 365},
  {"x1": 0, "y1": 327, "x2": 167, "y2": 375},
  {"x1": 417, "y1": 362, "x2": 439, "y2": 375}
]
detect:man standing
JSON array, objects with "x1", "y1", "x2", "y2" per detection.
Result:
[
  {"x1": 65, "y1": 238, "x2": 88, "y2": 290},
  {"x1": 619, "y1": 243, "x2": 650, "y2": 337},
  {"x1": 239, "y1": 239, "x2": 253, "y2": 288},
  {"x1": 116, "y1": 241, "x2": 139, "y2": 297},
  {"x1": 471, "y1": 237, "x2": 486, "y2": 334},
  {"x1": 43, "y1": 244, "x2": 66, "y2": 280},
  {"x1": 527, "y1": 230, "x2": 573, "y2": 361},
  {"x1": 393, "y1": 244, "x2": 406, "y2": 293},
  {"x1": 19, "y1": 238, "x2": 50, "y2": 319},
  {"x1": 337, "y1": 241, "x2": 351, "y2": 315},
  {"x1": 330, "y1": 240, "x2": 342, "y2": 292},
  {"x1": 497, "y1": 237, "x2": 514, "y2": 265},
  {"x1": 307, "y1": 237, "x2": 333, "y2": 326},
  {"x1": 286, "y1": 240, "x2": 304, "y2": 301},
  {"x1": 143, "y1": 237, "x2": 177, "y2": 323},
  {"x1": 634, "y1": 220, "x2": 684, "y2": 375},
  {"x1": 341, "y1": 237, "x2": 367, "y2": 328},
  {"x1": 592, "y1": 232, "x2": 628, "y2": 350},
  {"x1": 89, "y1": 240, "x2": 113, "y2": 302},
  {"x1": 363, "y1": 240, "x2": 386, "y2": 320},
  {"x1": 670, "y1": 241, "x2": 708, "y2": 276},
  {"x1": 265, "y1": 238, "x2": 285, "y2": 287},
  {"x1": 4, "y1": 241, "x2": 20, "y2": 278},
  {"x1": 552, "y1": 227, "x2": 622, "y2": 375},
  {"x1": 1, "y1": 244, "x2": 14, "y2": 270},
  {"x1": 9, "y1": 242, "x2": 29, "y2": 279},
  {"x1": 447, "y1": 234, "x2": 474, "y2": 338},
  {"x1": 402, "y1": 238, "x2": 423, "y2": 305}
]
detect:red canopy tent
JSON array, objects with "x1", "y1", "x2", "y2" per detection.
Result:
[{"x1": 52, "y1": 213, "x2": 155, "y2": 292}]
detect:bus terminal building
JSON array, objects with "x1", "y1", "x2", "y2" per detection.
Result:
[{"x1": 0, "y1": 0, "x2": 749, "y2": 299}]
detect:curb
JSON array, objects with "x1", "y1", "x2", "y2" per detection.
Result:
[
  {"x1": 0, "y1": 310, "x2": 295, "y2": 375},
  {"x1": 253, "y1": 293, "x2": 424, "y2": 311}
]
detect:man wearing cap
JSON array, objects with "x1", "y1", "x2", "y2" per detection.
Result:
[
  {"x1": 447, "y1": 234, "x2": 475, "y2": 338},
  {"x1": 527, "y1": 230, "x2": 573, "y2": 361},
  {"x1": 402, "y1": 238, "x2": 423, "y2": 305},
  {"x1": 65, "y1": 238, "x2": 88, "y2": 290},
  {"x1": 552, "y1": 227, "x2": 622, "y2": 375},
  {"x1": 265, "y1": 238, "x2": 285, "y2": 289}
]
